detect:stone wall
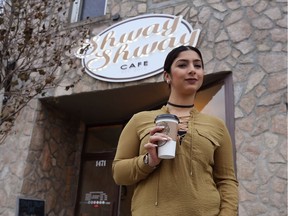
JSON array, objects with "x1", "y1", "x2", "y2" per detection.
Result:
[
  {"x1": 0, "y1": 0, "x2": 286, "y2": 216},
  {"x1": 0, "y1": 100, "x2": 40, "y2": 216},
  {"x1": 60, "y1": 1, "x2": 287, "y2": 215},
  {"x1": 0, "y1": 100, "x2": 84, "y2": 216},
  {"x1": 21, "y1": 102, "x2": 83, "y2": 215}
]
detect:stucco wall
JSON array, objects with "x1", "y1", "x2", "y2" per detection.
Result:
[{"x1": 0, "y1": 0, "x2": 286, "y2": 215}]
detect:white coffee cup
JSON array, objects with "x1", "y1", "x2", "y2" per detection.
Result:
[{"x1": 155, "y1": 114, "x2": 179, "y2": 159}]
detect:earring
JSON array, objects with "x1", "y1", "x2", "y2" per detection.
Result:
[{"x1": 167, "y1": 80, "x2": 170, "y2": 84}]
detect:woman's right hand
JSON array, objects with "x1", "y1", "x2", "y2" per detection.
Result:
[{"x1": 144, "y1": 126, "x2": 171, "y2": 167}]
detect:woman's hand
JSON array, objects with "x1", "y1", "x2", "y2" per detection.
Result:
[{"x1": 144, "y1": 126, "x2": 171, "y2": 167}]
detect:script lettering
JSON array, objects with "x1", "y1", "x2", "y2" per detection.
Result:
[
  {"x1": 100, "y1": 31, "x2": 118, "y2": 50},
  {"x1": 121, "y1": 28, "x2": 143, "y2": 43},
  {"x1": 75, "y1": 14, "x2": 201, "y2": 82},
  {"x1": 113, "y1": 44, "x2": 129, "y2": 63},
  {"x1": 87, "y1": 50, "x2": 111, "y2": 71},
  {"x1": 161, "y1": 16, "x2": 181, "y2": 36},
  {"x1": 143, "y1": 24, "x2": 161, "y2": 37},
  {"x1": 179, "y1": 30, "x2": 199, "y2": 46}
]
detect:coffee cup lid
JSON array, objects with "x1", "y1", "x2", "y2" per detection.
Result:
[{"x1": 155, "y1": 114, "x2": 179, "y2": 123}]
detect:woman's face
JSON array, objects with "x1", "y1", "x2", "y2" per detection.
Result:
[{"x1": 166, "y1": 50, "x2": 204, "y2": 95}]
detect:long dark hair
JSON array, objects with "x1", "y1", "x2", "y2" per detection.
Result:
[{"x1": 163, "y1": 46, "x2": 204, "y2": 74}]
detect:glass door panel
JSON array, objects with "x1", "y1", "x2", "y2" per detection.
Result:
[
  {"x1": 195, "y1": 81, "x2": 226, "y2": 121},
  {"x1": 85, "y1": 125, "x2": 123, "y2": 153},
  {"x1": 119, "y1": 185, "x2": 133, "y2": 216},
  {"x1": 76, "y1": 158, "x2": 119, "y2": 216}
]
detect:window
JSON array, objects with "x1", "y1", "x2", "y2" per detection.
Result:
[
  {"x1": 0, "y1": 0, "x2": 12, "y2": 24},
  {"x1": 71, "y1": 0, "x2": 107, "y2": 23},
  {"x1": 0, "y1": 0, "x2": 6, "y2": 15}
]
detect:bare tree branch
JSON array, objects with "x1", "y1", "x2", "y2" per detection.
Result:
[{"x1": 0, "y1": 0, "x2": 88, "y2": 141}]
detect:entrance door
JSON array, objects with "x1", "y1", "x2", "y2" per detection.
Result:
[
  {"x1": 76, "y1": 153, "x2": 119, "y2": 216},
  {"x1": 75, "y1": 125, "x2": 130, "y2": 216}
]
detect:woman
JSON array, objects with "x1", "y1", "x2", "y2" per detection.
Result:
[{"x1": 112, "y1": 45, "x2": 239, "y2": 216}]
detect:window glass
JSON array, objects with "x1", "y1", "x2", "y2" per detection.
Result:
[
  {"x1": 81, "y1": 0, "x2": 106, "y2": 20},
  {"x1": 85, "y1": 125, "x2": 122, "y2": 153},
  {"x1": 76, "y1": 159, "x2": 119, "y2": 216},
  {"x1": 0, "y1": 0, "x2": 5, "y2": 15},
  {"x1": 71, "y1": 0, "x2": 107, "y2": 23}
]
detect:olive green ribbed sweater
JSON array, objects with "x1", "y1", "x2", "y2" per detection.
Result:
[{"x1": 112, "y1": 106, "x2": 238, "y2": 216}]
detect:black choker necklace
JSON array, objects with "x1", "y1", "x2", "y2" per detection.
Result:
[{"x1": 167, "y1": 102, "x2": 194, "y2": 108}]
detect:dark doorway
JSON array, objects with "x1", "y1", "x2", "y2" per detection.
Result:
[{"x1": 52, "y1": 71, "x2": 235, "y2": 216}]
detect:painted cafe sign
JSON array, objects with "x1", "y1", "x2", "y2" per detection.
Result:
[{"x1": 75, "y1": 14, "x2": 201, "y2": 82}]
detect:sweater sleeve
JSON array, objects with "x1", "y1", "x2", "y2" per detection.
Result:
[
  {"x1": 112, "y1": 114, "x2": 155, "y2": 185},
  {"x1": 213, "y1": 123, "x2": 239, "y2": 216}
]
